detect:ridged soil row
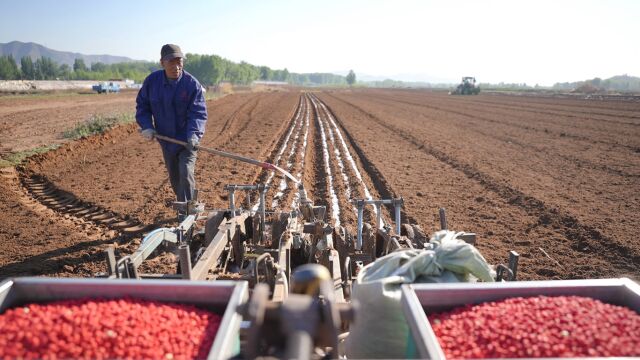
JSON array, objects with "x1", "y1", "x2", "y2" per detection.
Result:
[
  {"x1": 320, "y1": 91, "x2": 639, "y2": 279},
  {"x1": 359, "y1": 91, "x2": 639, "y2": 179},
  {"x1": 309, "y1": 93, "x2": 391, "y2": 230},
  {"x1": 312, "y1": 93, "x2": 414, "y2": 229},
  {"x1": 362, "y1": 91, "x2": 639, "y2": 153},
  {"x1": 268, "y1": 95, "x2": 309, "y2": 210},
  {"x1": 247, "y1": 94, "x2": 305, "y2": 212}
]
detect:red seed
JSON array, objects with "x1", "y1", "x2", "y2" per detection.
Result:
[
  {"x1": 0, "y1": 298, "x2": 222, "y2": 360},
  {"x1": 429, "y1": 295, "x2": 640, "y2": 358}
]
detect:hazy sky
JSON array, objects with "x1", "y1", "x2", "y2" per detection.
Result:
[{"x1": 1, "y1": 0, "x2": 638, "y2": 85}]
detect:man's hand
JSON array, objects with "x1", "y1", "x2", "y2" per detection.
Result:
[
  {"x1": 141, "y1": 128, "x2": 156, "y2": 141},
  {"x1": 186, "y1": 136, "x2": 199, "y2": 151}
]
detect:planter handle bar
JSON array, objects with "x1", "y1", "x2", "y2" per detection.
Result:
[{"x1": 155, "y1": 134, "x2": 300, "y2": 184}]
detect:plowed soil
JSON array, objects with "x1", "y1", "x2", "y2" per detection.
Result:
[
  {"x1": 1, "y1": 88, "x2": 638, "y2": 281},
  {"x1": 317, "y1": 89, "x2": 640, "y2": 280},
  {"x1": 0, "y1": 91, "x2": 136, "y2": 154},
  {"x1": 0, "y1": 91, "x2": 299, "y2": 277}
]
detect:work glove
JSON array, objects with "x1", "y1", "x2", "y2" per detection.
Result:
[
  {"x1": 186, "y1": 136, "x2": 199, "y2": 151},
  {"x1": 140, "y1": 128, "x2": 156, "y2": 141}
]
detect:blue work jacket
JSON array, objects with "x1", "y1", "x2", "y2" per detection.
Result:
[{"x1": 136, "y1": 70, "x2": 208, "y2": 154}]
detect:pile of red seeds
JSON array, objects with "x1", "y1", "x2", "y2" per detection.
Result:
[
  {"x1": 0, "y1": 298, "x2": 222, "y2": 360},
  {"x1": 429, "y1": 295, "x2": 640, "y2": 358}
]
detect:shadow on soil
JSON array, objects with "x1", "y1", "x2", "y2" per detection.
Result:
[{"x1": 0, "y1": 237, "x2": 119, "y2": 280}]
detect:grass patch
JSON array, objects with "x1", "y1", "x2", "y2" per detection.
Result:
[
  {"x1": 63, "y1": 112, "x2": 135, "y2": 140},
  {"x1": 205, "y1": 90, "x2": 228, "y2": 101},
  {"x1": 0, "y1": 112, "x2": 135, "y2": 168},
  {"x1": 0, "y1": 90, "x2": 84, "y2": 100},
  {"x1": 0, "y1": 144, "x2": 61, "y2": 168}
]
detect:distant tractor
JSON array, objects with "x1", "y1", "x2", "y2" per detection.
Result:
[
  {"x1": 92, "y1": 82, "x2": 120, "y2": 94},
  {"x1": 450, "y1": 77, "x2": 480, "y2": 95}
]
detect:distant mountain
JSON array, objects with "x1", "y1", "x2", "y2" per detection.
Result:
[{"x1": 0, "y1": 41, "x2": 136, "y2": 68}]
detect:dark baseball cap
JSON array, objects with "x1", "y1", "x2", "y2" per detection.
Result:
[{"x1": 161, "y1": 44, "x2": 184, "y2": 61}]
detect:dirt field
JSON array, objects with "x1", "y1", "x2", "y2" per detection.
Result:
[
  {"x1": 0, "y1": 91, "x2": 137, "y2": 155},
  {"x1": 317, "y1": 89, "x2": 639, "y2": 280},
  {"x1": 1, "y1": 89, "x2": 638, "y2": 281}
]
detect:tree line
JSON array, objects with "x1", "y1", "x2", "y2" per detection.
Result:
[
  {"x1": 0, "y1": 53, "x2": 350, "y2": 87},
  {"x1": 183, "y1": 53, "x2": 351, "y2": 86},
  {"x1": 0, "y1": 55, "x2": 156, "y2": 83},
  {"x1": 553, "y1": 74, "x2": 640, "y2": 92},
  {"x1": 183, "y1": 53, "x2": 291, "y2": 85}
]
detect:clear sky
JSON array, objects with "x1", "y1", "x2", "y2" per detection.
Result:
[{"x1": 1, "y1": 0, "x2": 638, "y2": 85}]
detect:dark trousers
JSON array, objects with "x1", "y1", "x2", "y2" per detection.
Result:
[{"x1": 161, "y1": 147, "x2": 198, "y2": 202}]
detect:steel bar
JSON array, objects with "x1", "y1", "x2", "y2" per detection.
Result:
[
  {"x1": 259, "y1": 187, "x2": 267, "y2": 241},
  {"x1": 130, "y1": 214, "x2": 195, "y2": 268},
  {"x1": 131, "y1": 229, "x2": 175, "y2": 268},
  {"x1": 353, "y1": 198, "x2": 403, "y2": 249},
  {"x1": 191, "y1": 213, "x2": 249, "y2": 280},
  {"x1": 439, "y1": 208, "x2": 447, "y2": 230},
  {"x1": 508, "y1": 251, "x2": 520, "y2": 280},
  {"x1": 393, "y1": 198, "x2": 403, "y2": 235},
  {"x1": 155, "y1": 134, "x2": 299, "y2": 184},
  {"x1": 228, "y1": 188, "x2": 236, "y2": 215},
  {"x1": 356, "y1": 204, "x2": 364, "y2": 250},
  {"x1": 178, "y1": 244, "x2": 192, "y2": 280}
]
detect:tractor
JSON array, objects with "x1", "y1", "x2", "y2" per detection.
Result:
[{"x1": 451, "y1": 76, "x2": 480, "y2": 95}]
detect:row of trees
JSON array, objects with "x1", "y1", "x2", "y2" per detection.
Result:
[
  {"x1": 184, "y1": 54, "x2": 352, "y2": 86},
  {"x1": 553, "y1": 75, "x2": 640, "y2": 92},
  {"x1": 0, "y1": 55, "x2": 156, "y2": 83},
  {"x1": 0, "y1": 54, "x2": 352, "y2": 87},
  {"x1": 289, "y1": 72, "x2": 347, "y2": 86},
  {"x1": 183, "y1": 53, "x2": 290, "y2": 85}
]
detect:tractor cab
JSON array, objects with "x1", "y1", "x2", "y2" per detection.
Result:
[
  {"x1": 462, "y1": 76, "x2": 476, "y2": 85},
  {"x1": 451, "y1": 76, "x2": 480, "y2": 95}
]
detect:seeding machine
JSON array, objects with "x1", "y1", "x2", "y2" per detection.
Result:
[{"x1": 2, "y1": 136, "x2": 638, "y2": 360}]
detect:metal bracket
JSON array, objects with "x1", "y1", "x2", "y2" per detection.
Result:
[
  {"x1": 352, "y1": 197, "x2": 404, "y2": 250},
  {"x1": 178, "y1": 244, "x2": 192, "y2": 280},
  {"x1": 456, "y1": 232, "x2": 477, "y2": 245},
  {"x1": 254, "y1": 253, "x2": 275, "y2": 292},
  {"x1": 439, "y1": 207, "x2": 447, "y2": 230},
  {"x1": 225, "y1": 184, "x2": 269, "y2": 242},
  {"x1": 114, "y1": 255, "x2": 138, "y2": 279},
  {"x1": 496, "y1": 250, "x2": 520, "y2": 281}
]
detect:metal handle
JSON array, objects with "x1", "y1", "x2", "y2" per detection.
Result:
[{"x1": 155, "y1": 134, "x2": 300, "y2": 184}]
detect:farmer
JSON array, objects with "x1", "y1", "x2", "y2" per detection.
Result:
[{"x1": 135, "y1": 44, "x2": 207, "y2": 210}]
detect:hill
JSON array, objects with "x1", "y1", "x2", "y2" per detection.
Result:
[{"x1": 0, "y1": 41, "x2": 135, "y2": 67}]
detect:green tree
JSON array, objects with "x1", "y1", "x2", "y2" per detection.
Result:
[
  {"x1": 20, "y1": 56, "x2": 34, "y2": 79},
  {"x1": 0, "y1": 56, "x2": 20, "y2": 80},
  {"x1": 73, "y1": 58, "x2": 88, "y2": 72},
  {"x1": 346, "y1": 69, "x2": 356, "y2": 86},
  {"x1": 8, "y1": 55, "x2": 19, "y2": 79},
  {"x1": 184, "y1": 53, "x2": 227, "y2": 86},
  {"x1": 34, "y1": 57, "x2": 58, "y2": 80},
  {"x1": 91, "y1": 62, "x2": 107, "y2": 72},
  {"x1": 58, "y1": 64, "x2": 71, "y2": 80},
  {"x1": 0, "y1": 57, "x2": 13, "y2": 79},
  {"x1": 259, "y1": 66, "x2": 273, "y2": 80}
]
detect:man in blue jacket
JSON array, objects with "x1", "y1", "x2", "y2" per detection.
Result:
[{"x1": 136, "y1": 44, "x2": 208, "y2": 209}]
